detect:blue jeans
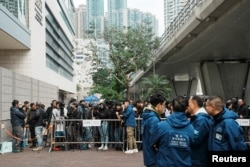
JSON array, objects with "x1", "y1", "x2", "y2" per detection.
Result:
[
  {"x1": 84, "y1": 126, "x2": 92, "y2": 142},
  {"x1": 98, "y1": 121, "x2": 108, "y2": 144},
  {"x1": 114, "y1": 126, "x2": 122, "y2": 148},
  {"x1": 35, "y1": 126, "x2": 43, "y2": 147},
  {"x1": 21, "y1": 127, "x2": 28, "y2": 147},
  {"x1": 109, "y1": 122, "x2": 115, "y2": 143}
]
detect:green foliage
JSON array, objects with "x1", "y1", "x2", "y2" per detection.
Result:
[
  {"x1": 76, "y1": 84, "x2": 81, "y2": 92},
  {"x1": 91, "y1": 68, "x2": 124, "y2": 100},
  {"x1": 90, "y1": 84, "x2": 123, "y2": 101},
  {"x1": 140, "y1": 74, "x2": 173, "y2": 100},
  {"x1": 87, "y1": 23, "x2": 160, "y2": 99},
  {"x1": 92, "y1": 68, "x2": 111, "y2": 87},
  {"x1": 103, "y1": 25, "x2": 160, "y2": 98}
]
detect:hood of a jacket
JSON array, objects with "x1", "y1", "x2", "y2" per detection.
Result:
[
  {"x1": 142, "y1": 104, "x2": 161, "y2": 119},
  {"x1": 190, "y1": 111, "x2": 211, "y2": 122},
  {"x1": 214, "y1": 107, "x2": 238, "y2": 122},
  {"x1": 167, "y1": 112, "x2": 190, "y2": 128}
]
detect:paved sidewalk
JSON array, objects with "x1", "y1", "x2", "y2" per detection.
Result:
[{"x1": 0, "y1": 147, "x2": 144, "y2": 167}]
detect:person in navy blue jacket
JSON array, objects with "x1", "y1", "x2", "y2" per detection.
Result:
[
  {"x1": 205, "y1": 96, "x2": 249, "y2": 151},
  {"x1": 141, "y1": 93, "x2": 166, "y2": 167},
  {"x1": 121, "y1": 99, "x2": 138, "y2": 154},
  {"x1": 150, "y1": 96, "x2": 195, "y2": 167},
  {"x1": 10, "y1": 100, "x2": 26, "y2": 153},
  {"x1": 188, "y1": 95, "x2": 212, "y2": 167}
]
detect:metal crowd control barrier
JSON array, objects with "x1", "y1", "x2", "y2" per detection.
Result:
[
  {"x1": 48, "y1": 118, "x2": 143, "y2": 153},
  {"x1": 47, "y1": 118, "x2": 250, "y2": 153},
  {"x1": 236, "y1": 119, "x2": 250, "y2": 127},
  {"x1": 236, "y1": 119, "x2": 250, "y2": 144}
]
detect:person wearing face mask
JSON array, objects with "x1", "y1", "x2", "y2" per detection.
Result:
[{"x1": 141, "y1": 93, "x2": 166, "y2": 167}]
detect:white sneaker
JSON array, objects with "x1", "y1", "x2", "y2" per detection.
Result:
[
  {"x1": 124, "y1": 149, "x2": 134, "y2": 154},
  {"x1": 98, "y1": 145, "x2": 104, "y2": 150},
  {"x1": 133, "y1": 149, "x2": 138, "y2": 153},
  {"x1": 103, "y1": 145, "x2": 108, "y2": 150},
  {"x1": 88, "y1": 144, "x2": 92, "y2": 148},
  {"x1": 33, "y1": 146, "x2": 43, "y2": 151}
]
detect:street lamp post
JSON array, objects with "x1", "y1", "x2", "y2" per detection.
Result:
[
  {"x1": 153, "y1": 50, "x2": 156, "y2": 76},
  {"x1": 153, "y1": 58, "x2": 155, "y2": 75}
]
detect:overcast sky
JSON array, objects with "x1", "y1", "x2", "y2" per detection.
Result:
[{"x1": 73, "y1": 0, "x2": 164, "y2": 36}]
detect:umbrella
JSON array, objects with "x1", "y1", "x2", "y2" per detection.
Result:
[{"x1": 84, "y1": 95, "x2": 100, "y2": 103}]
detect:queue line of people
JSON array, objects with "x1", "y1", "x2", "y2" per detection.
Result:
[
  {"x1": 9, "y1": 98, "x2": 141, "y2": 153},
  {"x1": 10, "y1": 100, "x2": 47, "y2": 152}
]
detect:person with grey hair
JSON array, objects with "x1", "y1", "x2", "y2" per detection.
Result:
[{"x1": 187, "y1": 95, "x2": 211, "y2": 167}]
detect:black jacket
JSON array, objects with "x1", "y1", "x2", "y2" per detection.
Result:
[
  {"x1": 10, "y1": 106, "x2": 26, "y2": 127},
  {"x1": 29, "y1": 108, "x2": 46, "y2": 127}
]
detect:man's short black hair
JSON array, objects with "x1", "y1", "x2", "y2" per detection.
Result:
[
  {"x1": 24, "y1": 101, "x2": 29, "y2": 105},
  {"x1": 30, "y1": 103, "x2": 35, "y2": 108},
  {"x1": 190, "y1": 95, "x2": 203, "y2": 108},
  {"x1": 149, "y1": 93, "x2": 166, "y2": 107},
  {"x1": 123, "y1": 99, "x2": 130, "y2": 104},
  {"x1": 172, "y1": 96, "x2": 188, "y2": 112},
  {"x1": 12, "y1": 100, "x2": 19, "y2": 107}
]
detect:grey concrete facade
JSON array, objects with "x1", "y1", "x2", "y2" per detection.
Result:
[
  {"x1": 199, "y1": 62, "x2": 250, "y2": 103},
  {"x1": 0, "y1": 67, "x2": 58, "y2": 142}
]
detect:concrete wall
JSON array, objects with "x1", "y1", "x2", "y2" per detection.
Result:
[
  {"x1": 0, "y1": 67, "x2": 58, "y2": 142},
  {"x1": 200, "y1": 62, "x2": 250, "y2": 104},
  {"x1": 0, "y1": 50, "x2": 32, "y2": 75},
  {"x1": 171, "y1": 79, "x2": 198, "y2": 97}
]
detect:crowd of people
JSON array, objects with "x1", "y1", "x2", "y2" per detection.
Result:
[
  {"x1": 9, "y1": 98, "x2": 142, "y2": 153},
  {"x1": 9, "y1": 94, "x2": 250, "y2": 166},
  {"x1": 141, "y1": 94, "x2": 250, "y2": 167}
]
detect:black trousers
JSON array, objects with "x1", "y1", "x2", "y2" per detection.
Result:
[{"x1": 29, "y1": 125, "x2": 37, "y2": 146}]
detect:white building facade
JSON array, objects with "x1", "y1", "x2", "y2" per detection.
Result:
[{"x1": 0, "y1": 0, "x2": 76, "y2": 141}]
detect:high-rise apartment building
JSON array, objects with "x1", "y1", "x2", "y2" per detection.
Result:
[
  {"x1": 127, "y1": 9, "x2": 158, "y2": 35},
  {"x1": 0, "y1": 0, "x2": 76, "y2": 141},
  {"x1": 164, "y1": 0, "x2": 188, "y2": 28},
  {"x1": 86, "y1": 0, "x2": 105, "y2": 38},
  {"x1": 74, "y1": 4, "x2": 86, "y2": 39},
  {"x1": 107, "y1": 0, "x2": 127, "y2": 29}
]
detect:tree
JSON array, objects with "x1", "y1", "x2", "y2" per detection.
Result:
[
  {"x1": 91, "y1": 68, "x2": 124, "y2": 101},
  {"x1": 76, "y1": 83, "x2": 81, "y2": 92},
  {"x1": 92, "y1": 68, "x2": 110, "y2": 87},
  {"x1": 103, "y1": 25, "x2": 160, "y2": 99},
  {"x1": 139, "y1": 74, "x2": 173, "y2": 100}
]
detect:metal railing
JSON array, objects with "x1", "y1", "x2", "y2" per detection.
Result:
[
  {"x1": 47, "y1": 117, "x2": 250, "y2": 153},
  {"x1": 160, "y1": 0, "x2": 206, "y2": 46},
  {"x1": 48, "y1": 118, "x2": 143, "y2": 153}
]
